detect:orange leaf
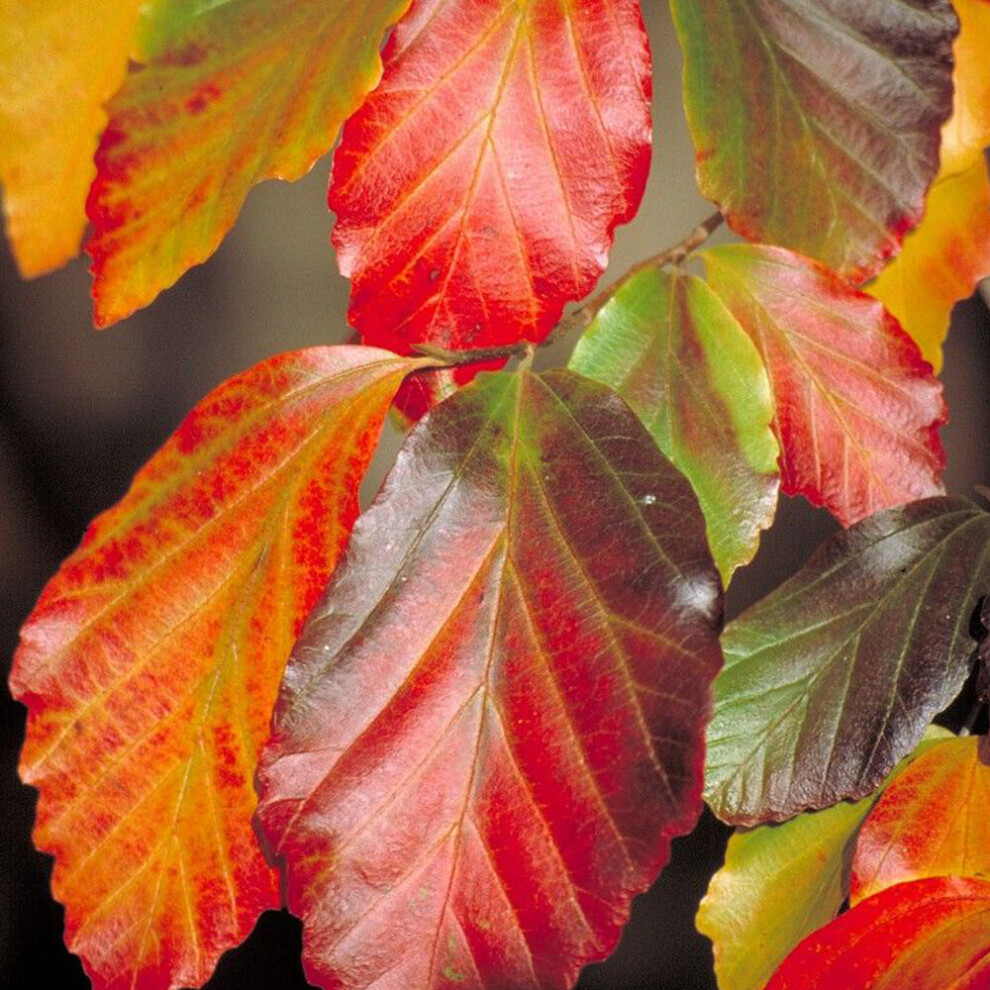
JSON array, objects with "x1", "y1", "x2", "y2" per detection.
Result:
[
  {"x1": 766, "y1": 877, "x2": 990, "y2": 990},
  {"x1": 941, "y1": 0, "x2": 990, "y2": 175},
  {"x1": 88, "y1": 0, "x2": 410, "y2": 326},
  {"x1": 0, "y1": 0, "x2": 141, "y2": 276},
  {"x1": 9, "y1": 346, "x2": 427, "y2": 990},
  {"x1": 868, "y1": 157, "x2": 990, "y2": 372},
  {"x1": 330, "y1": 0, "x2": 653, "y2": 358},
  {"x1": 851, "y1": 735, "x2": 990, "y2": 904}
]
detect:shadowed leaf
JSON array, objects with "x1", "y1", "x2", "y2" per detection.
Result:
[
  {"x1": 706, "y1": 496, "x2": 990, "y2": 825},
  {"x1": 256, "y1": 369, "x2": 723, "y2": 990},
  {"x1": 9, "y1": 346, "x2": 426, "y2": 990},
  {"x1": 670, "y1": 0, "x2": 958, "y2": 280},
  {"x1": 703, "y1": 244, "x2": 946, "y2": 527},
  {"x1": 569, "y1": 266, "x2": 779, "y2": 583}
]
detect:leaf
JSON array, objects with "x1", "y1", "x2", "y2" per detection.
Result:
[
  {"x1": 669, "y1": 0, "x2": 958, "y2": 281},
  {"x1": 705, "y1": 496, "x2": 990, "y2": 825},
  {"x1": 329, "y1": 0, "x2": 653, "y2": 358},
  {"x1": 979, "y1": 595, "x2": 990, "y2": 703},
  {"x1": 703, "y1": 244, "x2": 946, "y2": 527},
  {"x1": 765, "y1": 877, "x2": 990, "y2": 990},
  {"x1": 255, "y1": 369, "x2": 723, "y2": 990},
  {"x1": 568, "y1": 266, "x2": 779, "y2": 583},
  {"x1": 0, "y1": 0, "x2": 142, "y2": 276},
  {"x1": 851, "y1": 736, "x2": 990, "y2": 905},
  {"x1": 867, "y1": 157, "x2": 990, "y2": 372},
  {"x1": 696, "y1": 727, "x2": 953, "y2": 990},
  {"x1": 940, "y1": 0, "x2": 990, "y2": 175},
  {"x1": 87, "y1": 0, "x2": 410, "y2": 327},
  {"x1": 8, "y1": 347, "x2": 426, "y2": 990}
]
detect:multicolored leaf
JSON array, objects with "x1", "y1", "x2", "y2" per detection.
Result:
[
  {"x1": 569, "y1": 266, "x2": 779, "y2": 583},
  {"x1": 329, "y1": 0, "x2": 653, "y2": 357},
  {"x1": 705, "y1": 496, "x2": 990, "y2": 825},
  {"x1": 867, "y1": 157, "x2": 990, "y2": 372},
  {"x1": 8, "y1": 347, "x2": 427, "y2": 990},
  {"x1": 670, "y1": 0, "x2": 958, "y2": 281},
  {"x1": 88, "y1": 0, "x2": 411, "y2": 327},
  {"x1": 0, "y1": 0, "x2": 142, "y2": 276},
  {"x1": 697, "y1": 728, "x2": 953, "y2": 990},
  {"x1": 766, "y1": 877, "x2": 990, "y2": 990},
  {"x1": 703, "y1": 244, "x2": 946, "y2": 527},
  {"x1": 255, "y1": 369, "x2": 723, "y2": 990},
  {"x1": 851, "y1": 735, "x2": 990, "y2": 904}
]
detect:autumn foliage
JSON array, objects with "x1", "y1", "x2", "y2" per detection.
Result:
[{"x1": 2, "y1": 1, "x2": 990, "y2": 989}]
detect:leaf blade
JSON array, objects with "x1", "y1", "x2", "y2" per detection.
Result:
[
  {"x1": 9, "y1": 346, "x2": 424, "y2": 990},
  {"x1": 670, "y1": 0, "x2": 958, "y2": 280},
  {"x1": 87, "y1": 0, "x2": 410, "y2": 326},
  {"x1": 256, "y1": 369, "x2": 723, "y2": 990},
  {"x1": 705, "y1": 496, "x2": 990, "y2": 824},
  {"x1": 329, "y1": 0, "x2": 653, "y2": 359},
  {"x1": 569, "y1": 266, "x2": 779, "y2": 583},
  {"x1": 703, "y1": 243, "x2": 946, "y2": 527}
]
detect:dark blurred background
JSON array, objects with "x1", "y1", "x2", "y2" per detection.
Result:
[{"x1": 2, "y1": 6, "x2": 989, "y2": 989}]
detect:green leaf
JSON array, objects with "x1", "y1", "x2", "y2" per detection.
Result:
[
  {"x1": 670, "y1": 0, "x2": 958, "y2": 280},
  {"x1": 569, "y1": 266, "x2": 778, "y2": 583},
  {"x1": 697, "y1": 727, "x2": 952, "y2": 990},
  {"x1": 706, "y1": 496, "x2": 990, "y2": 825}
]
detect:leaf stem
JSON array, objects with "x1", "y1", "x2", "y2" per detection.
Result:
[{"x1": 412, "y1": 210, "x2": 724, "y2": 369}]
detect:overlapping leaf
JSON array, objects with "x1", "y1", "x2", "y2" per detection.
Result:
[
  {"x1": 0, "y1": 0, "x2": 142, "y2": 276},
  {"x1": 256, "y1": 369, "x2": 723, "y2": 990},
  {"x1": 766, "y1": 877, "x2": 990, "y2": 989},
  {"x1": 670, "y1": 0, "x2": 958, "y2": 280},
  {"x1": 88, "y1": 0, "x2": 410, "y2": 326},
  {"x1": 868, "y1": 0, "x2": 990, "y2": 370},
  {"x1": 868, "y1": 158, "x2": 990, "y2": 371},
  {"x1": 703, "y1": 244, "x2": 946, "y2": 527},
  {"x1": 8, "y1": 347, "x2": 426, "y2": 990},
  {"x1": 569, "y1": 267, "x2": 779, "y2": 584},
  {"x1": 705, "y1": 496, "x2": 990, "y2": 825},
  {"x1": 697, "y1": 728, "x2": 952, "y2": 990},
  {"x1": 851, "y1": 735, "x2": 990, "y2": 904},
  {"x1": 329, "y1": 0, "x2": 653, "y2": 358}
]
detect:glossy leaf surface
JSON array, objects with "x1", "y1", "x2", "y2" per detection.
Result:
[
  {"x1": 569, "y1": 266, "x2": 779, "y2": 583},
  {"x1": 9, "y1": 347, "x2": 425, "y2": 990},
  {"x1": 670, "y1": 0, "x2": 957, "y2": 280},
  {"x1": 0, "y1": 0, "x2": 141, "y2": 276},
  {"x1": 703, "y1": 244, "x2": 946, "y2": 527},
  {"x1": 868, "y1": 157, "x2": 990, "y2": 372},
  {"x1": 697, "y1": 728, "x2": 952, "y2": 990},
  {"x1": 88, "y1": 0, "x2": 409, "y2": 326},
  {"x1": 256, "y1": 369, "x2": 723, "y2": 990},
  {"x1": 706, "y1": 496, "x2": 990, "y2": 825},
  {"x1": 766, "y1": 877, "x2": 990, "y2": 990},
  {"x1": 329, "y1": 0, "x2": 653, "y2": 357},
  {"x1": 851, "y1": 736, "x2": 990, "y2": 904}
]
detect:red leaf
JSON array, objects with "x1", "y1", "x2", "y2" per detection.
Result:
[
  {"x1": 256, "y1": 369, "x2": 722, "y2": 990},
  {"x1": 703, "y1": 244, "x2": 946, "y2": 527},
  {"x1": 851, "y1": 736, "x2": 990, "y2": 904},
  {"x1": 9, "y1": 347, "x2": 427, "y2": 990},
  {"x1": 766, "y1": 877, "x2": 990, "y2": 990},
  {"x1": 329, "y1": 0, "x2": 653, "y2": 358}
]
